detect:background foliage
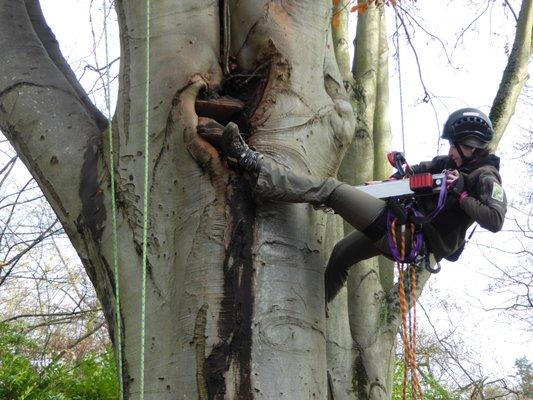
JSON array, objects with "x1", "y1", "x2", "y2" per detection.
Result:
[{"x1": 0, "y1": 324, "x2": 118, "y2": 400}]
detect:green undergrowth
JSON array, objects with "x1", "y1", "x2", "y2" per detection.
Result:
[
  {"x1": 392, "y1": 359, "x2": 461, "y2": 400},
  {"x1": 0, "y1": 323, "x2": 118, "y2": 400}
]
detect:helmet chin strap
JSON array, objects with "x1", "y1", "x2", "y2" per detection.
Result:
[{"x1": 453, "y1": 142, "x2": 473, "y2": 166}]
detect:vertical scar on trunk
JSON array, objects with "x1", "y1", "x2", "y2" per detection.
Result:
[
  {"x1": 192, "y1": 95, "x2": 259, "y2": 398},
  {"x1": 79, "y1": 134, "x2": 105, "y2": 241},
  {"x1": 193, "y1": 303, "x2": 209, "y2": 400},
  {"x1": 203, "y1": 174, "x2": 256, "y2": 399},
  {"x1": 188, "y1": 13, "x2": 285, "y2": 395}
]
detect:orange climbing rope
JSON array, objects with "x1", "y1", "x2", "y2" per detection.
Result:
[{"x1": 391, "y1": 219, "x2": 424, "y2": 400}]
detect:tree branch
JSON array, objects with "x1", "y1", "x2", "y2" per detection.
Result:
[
  {"x1": 490, "y1": 0, "x2": 533, "y2": 149},
  {"x1": 25, "y1": 0, "x2": 107, "y2": 129},
  {"x1": 504, "y1": 0, "x2": 519, "y2": 22},
  {"x1": 2, "y1": 309, "x2": 101, "y2": 324},
  {"x1": 0, "y1": 1, "x2": 103, "y2": 244}
]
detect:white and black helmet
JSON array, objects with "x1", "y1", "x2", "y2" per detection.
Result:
[{"x1": 441, "y1": 108, "x2": 494, "y2": 149}]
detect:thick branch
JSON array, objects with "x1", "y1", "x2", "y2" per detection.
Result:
[
  {"x1": 25, "y1": 0, "x2": 107, "y2": 129},
  {"x1": 0, "y1": 1, "x2": 103, "y2": 229},
  {"x1": 2, "y1": 309, "x2": 101, "y2": 324},
  {"x1": 340, "y1": 2, "x2": 381, "y2": 189},
  {"x1": 0, "y1": 0, "x2": 116, "y2": 348},
  {"x1": 373, "y1": 10, "x2": 392, "y2": 183},
  {"x1": 489, "y1": 0, "x2": 533, "y2": 149},
  {"x1": 332, "y1": 0, "x2": 353, "y2": 86}
]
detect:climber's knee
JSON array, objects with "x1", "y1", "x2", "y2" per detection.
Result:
[{"x1": 361, "y1": 208, "x2": 387, "y2": 242}]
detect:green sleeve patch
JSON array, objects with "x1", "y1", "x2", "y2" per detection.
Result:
[{"x1": 491, "y1": 182, "x2": 504, "y2": 202}]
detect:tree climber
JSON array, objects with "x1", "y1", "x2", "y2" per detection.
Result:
[{"x1": 201, "y1": 108, "x2": 507, "y2": 302}]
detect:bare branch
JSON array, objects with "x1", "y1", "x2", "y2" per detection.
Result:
[
  {"x1": 504, "y1": 0, "x2": 520, "y2": 22},
  {"x1": 452, "y1": 1, "x2": 493, "y2": 55},
  {"x1": 2, "y1": 309, "x2": 101, "y2": 324}
]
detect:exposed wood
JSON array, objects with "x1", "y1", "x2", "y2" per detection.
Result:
[
  {"x1": 197, "y1": 117, "x2": 225, "y2": 147},
  {"x1": 195, "y1": 96, "x2": 245, "y2": 124}
]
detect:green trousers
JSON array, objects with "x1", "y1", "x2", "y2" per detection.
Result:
[{"x1": 253, "y1": 159, "x2": 393, "y2": 301}]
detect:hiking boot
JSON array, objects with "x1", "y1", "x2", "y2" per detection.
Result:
[{"x1": 222, "y1": 122, "x2": 263, "y2": 173}]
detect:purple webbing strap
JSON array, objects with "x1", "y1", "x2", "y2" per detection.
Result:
[
  {"x1": 387, "y1": 171, "x2": 449, "y2": 263},
  {"x1": 424, "y1": 171, "x2": 449, "y2": 220},
  {"x1": 387, "y1": 210, "x2": 424, "y2": 264}
]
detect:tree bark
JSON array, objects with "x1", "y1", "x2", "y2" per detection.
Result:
[
  {"x1": 337, "y1": 4, "x2": 397, "y2": 399},
  {"x1": 2, "y1": 1, "x2": 354, "y2": 398},
  {"x1": 489, "y1": 0, "x2": 533, "y2": 148},
  {"x1": 328, "y1": 2, "x2": 359, "y2": 398},
  {"x1": 332, "y1": 0, "x2": 354, "y2": 86},
  {"x1": 1, "y1": 0, "x2": 529, "y2": 399}
]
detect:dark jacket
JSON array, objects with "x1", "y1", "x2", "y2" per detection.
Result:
[{"x1": 406, "y1": 155, "x2": 507, "y2": 261}]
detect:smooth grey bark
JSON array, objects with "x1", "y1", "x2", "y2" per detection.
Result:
[
  {"x1": 328, "y1": 2, "x2": 359, "y2": 398},
  {"x1": 326, "y1": 214, "x2": 357, "y2": 400},
  {"x1": 1, "y1": 1, "x2": 354, "y2": 399},
  {"x1": 339, "y1": 4, "x2": 397, "y2": 400},
  {"x1": 489, "y1": 0, "x2": 533, "y2": 148},
  {"x1": 332, "y1": 0, "x2": 353, "y2": 86}
]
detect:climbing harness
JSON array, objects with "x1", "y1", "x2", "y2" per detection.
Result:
[
  {"x1": 102, "y1": 1, "x2": 123, "y2": 398},
  {"x1": 387, "y1": 207, "x2": 423, "y2": 264},
  {"x1": 384, "y1": 152, "x2": 449, "y2": 267},
  {"x1": 387, "y1": 173, "x2": 447, "y2": 263}
]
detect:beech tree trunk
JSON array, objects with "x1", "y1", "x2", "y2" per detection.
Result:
[
  {"x1": 1, "y1": 1, "x2": 354, "y2": 399},
  {"x1": 333, "y1": 4, "x2": 398, "y2": 399}
]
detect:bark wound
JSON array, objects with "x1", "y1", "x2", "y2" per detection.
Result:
[
  {"x1": 204, "y1": 174, "x2": 255, "y2": 400},
  {"x1": 249, "y1": 47, "x2": 291, "y2": 130},
  {"x1": 327, "y1": 371, "x2": 335, "y2": 400},
  {"x1": 190, "y1": 43, "x2": 276, "y2": 397}
]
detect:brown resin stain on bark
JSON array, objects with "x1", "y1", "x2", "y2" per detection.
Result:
[
  {"x1": 189, "y1": 48, "x2": 282, "y2": 396},
  {"x1": 78, "y1": 133, "x2": 106, "y2": 242},
  {"x1": 203, "y1": 173, "x2": 255, "y2": 400},
  {"x1": 190, "y1": 94, "x2": 256, "y2": 398}
]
